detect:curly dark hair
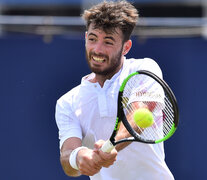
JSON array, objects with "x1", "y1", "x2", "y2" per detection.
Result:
[{"x1": 82, "y1": 0, "x2": 139, "y2": 42}]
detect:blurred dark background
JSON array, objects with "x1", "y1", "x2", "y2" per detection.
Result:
[{"x1": 0, "y1": 0, "x2": 206, "y2": 180}]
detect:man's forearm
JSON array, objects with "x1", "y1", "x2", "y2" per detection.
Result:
[{"x1": 60, "y1": 150, "x2": 81, "y2": 177}]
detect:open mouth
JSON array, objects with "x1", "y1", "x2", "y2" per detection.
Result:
[{"x1": 92, "y1": 55, "x2": 106, "y2": 63}]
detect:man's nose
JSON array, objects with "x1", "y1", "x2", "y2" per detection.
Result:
[{"x1": 93, "y1": 42, "x2": 105, "y2": 54}]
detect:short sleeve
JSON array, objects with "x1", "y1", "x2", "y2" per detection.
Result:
[
  {"x1": 125, "y1": 57, "x2": 165, "y2": 107},
  {"x1": 55, "y1": 97, "x2": 82, "y2": 149},
  {"x1": 127, "y1": 73, "x2": 165, "y2": 106},
  {"x1": 131, "y1": 58, "x2": 163, "y2": 79}
]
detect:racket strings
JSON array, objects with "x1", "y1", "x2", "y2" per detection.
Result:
[
  {"x1": 121, "y1": 74, "x2": 175, "y2": 141},
  {"x1": 139, "y1": 102, "x2": 163, "y2": 140},
  {"x1": 122, "y1": 98, "x2": 144, "y2": 134},
  {"x1": 162, "y1": 96, "x2": 174, "y2": 134}
]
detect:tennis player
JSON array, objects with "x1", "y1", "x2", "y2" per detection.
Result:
[{"x1": 55, "y1": 1, "x2": 174, "y2": 179}]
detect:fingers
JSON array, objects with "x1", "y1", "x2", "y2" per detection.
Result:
[
  {"x1": 75, "y1": 141, "x2": 118, "y2": 176},
  {"x1": 76, "y1": 148, "x2": 102, "y2": 176},
  {"x1": 97, "y1": 148, "x2": 117, "y2": 167},
  {"x1": 94, "y1": 140, "x2": 118, "y2": 168},
  {"x1": 94, "y1": 139, "x2": 105, "y2": 150}
]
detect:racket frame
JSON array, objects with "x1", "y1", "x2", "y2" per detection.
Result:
[
  {"x1": 101, "y1": 70, "x2": 179, "y2": 152},
  {"x1": 120, "y1": 70, "x2": 179, "y2": 144}
]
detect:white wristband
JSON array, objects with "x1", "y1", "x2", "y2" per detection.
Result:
[{"x1": 69, "y1": 146, "x2": 87, "y2": 170}]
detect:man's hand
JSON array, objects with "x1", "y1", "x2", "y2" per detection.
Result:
[
  {"x1": 76, "y1": 140, "x2": 117, "y2": 176},
  {"x1": 76, "y1": 147, "x2": 102, "y2": 176},
  {"x1": 94, "y1": 140, "x2": 118, "y2": 167}
]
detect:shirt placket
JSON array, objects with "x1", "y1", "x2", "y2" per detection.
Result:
[{"x1": 97, "y1": 89, "x2": 108, "y2": 117}]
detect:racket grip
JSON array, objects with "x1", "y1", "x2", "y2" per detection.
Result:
[{"x1": 101, "y1": 140, "x2": 115, "y2": 152}]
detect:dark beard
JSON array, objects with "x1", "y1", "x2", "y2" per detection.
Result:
[{"x1": 85, "y1": 46, "x2": 123, "y2": 76}]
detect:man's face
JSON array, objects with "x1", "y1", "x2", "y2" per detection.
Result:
[{"x1": 85, "y1": 24, "x2": 125, "y2": 77}]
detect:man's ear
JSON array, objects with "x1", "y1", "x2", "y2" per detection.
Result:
[{"x1": 122, "y1": 40, "x2": 132, "y2": 55}]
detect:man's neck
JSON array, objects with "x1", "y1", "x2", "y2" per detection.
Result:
[{"x1": 90, "y1": 60, "x2": 124, "y2": 87}]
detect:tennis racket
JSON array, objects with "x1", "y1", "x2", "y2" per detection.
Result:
[{"x1": 101, "y1": 70, "x2": 179, "y2": 152}]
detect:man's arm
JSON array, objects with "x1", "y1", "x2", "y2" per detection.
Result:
[
  {"x1": 60, "y1": 137, "x2": 117, "y2": 177},
  {"x1": 60, "y1": 137, "x2": 82, "y2": 177}
]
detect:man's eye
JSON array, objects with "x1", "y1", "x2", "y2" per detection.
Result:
[
  {"x1": 89, "y1": 38, "x2": 96, "y2": 42},
  {"x1": 106, "y1": 42, "x2": 113, "y2": 45}
]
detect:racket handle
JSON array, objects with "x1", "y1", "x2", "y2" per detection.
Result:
[{"x1": 101, "y1": 140, "x2": 115, "y2": 152}]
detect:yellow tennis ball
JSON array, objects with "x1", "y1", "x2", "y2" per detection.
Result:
[{"x1": 133, "y1": 108, "x2": 154, "y2": 128}]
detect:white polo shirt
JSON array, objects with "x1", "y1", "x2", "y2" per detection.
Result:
[{"x1": 55, "y1": 57, "x2": 174, "y2": 180}]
